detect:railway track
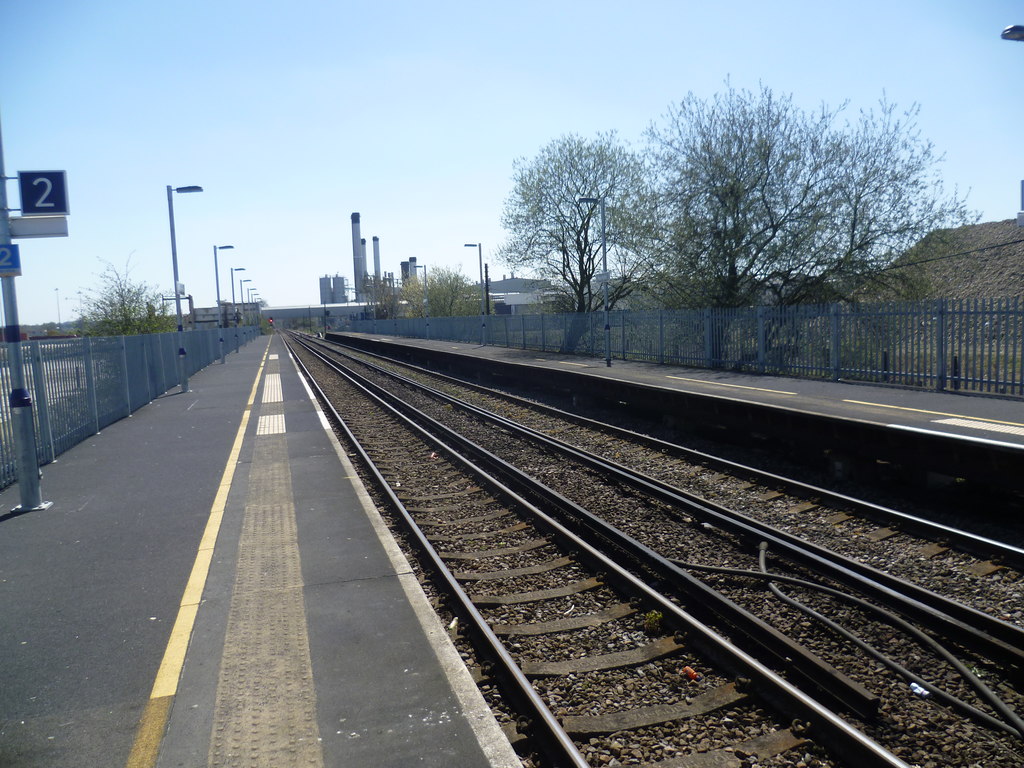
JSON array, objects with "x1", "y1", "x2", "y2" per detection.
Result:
[{"x1": 285, "y1": 332, "x2": 1024, "y2": 767}]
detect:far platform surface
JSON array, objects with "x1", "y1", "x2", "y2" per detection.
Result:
[
  {"x1": 0, "y1": 333, "x2": 518, "y2": 768},
  {"x1": 338, "y1": 332, "x2": 1024, "y2": 449}
]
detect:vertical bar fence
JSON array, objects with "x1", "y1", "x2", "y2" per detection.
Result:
[
  {"x1": 0, "y1": 326, "x2": 260, "y2": 491},
  {"x1": 348, "y1": 297, "x2": 1024, "y2": 399}
]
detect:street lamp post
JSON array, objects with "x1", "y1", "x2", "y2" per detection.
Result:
[
  {"x1": 54, "y1": 288, "x2": 61, "y2": 330},
  {"x1": 250, "y1": 291, "x2": 261, "y2": 327},
  {"x1": 464, "y1": 242, "x2": 487, "y2": 346},
  {"x1": 1002, "y1": 24, "x2": 1024, "y2": 41},
  {"x1": 166, "y1": 184, "x2": 203, "y2": 392},
  {"x1": 240, "y1": 278, "x2": 251, "y2": 327},
  {"x1": 579, "y1": 196, "x2": 611, "y2": 367},
  {"x1": 213, "y1": 245, "x2": 233, "y2": 363},
  {"x1": 230, "y1": 266, "x2": 245, "y2": 329},
  {"x1": 1003, "y1": 26, "x2": 1024, "y2": 224}
]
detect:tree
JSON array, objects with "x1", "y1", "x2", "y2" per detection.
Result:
[
  {"x1": 399, "y1": 266, "x2": 477, "y2": 318},
  {"x1": 645, "y1": 84, "x2": 973, "y2": 308},
  {"x1": 499, "y1": 132, "x2": 658, "y2": 315},
  {"x1": 82, "y1": 259, "x2": 175, "y2": 336},
  {"x1": 363, "y1": 275, "x2": 400, "y2": 320}
]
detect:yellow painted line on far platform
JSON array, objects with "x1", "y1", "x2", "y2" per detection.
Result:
[
  {"x1": 535, "y1": 358, "x2": 590, "y2": 367},
  {"x1": 843, "y1": 399, "x2": 1024, "y2": 428},
  {"x1": 666, "y1": 376, "x2": 798, "y2": 395}
]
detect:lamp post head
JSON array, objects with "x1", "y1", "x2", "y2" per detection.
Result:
[
  {"x1": 578, "y1": 197, "x2": 599, "y2": 205},
  {"x1": 217, "y1": 244, "x2": 234, "y2": 250},
  {"x1": 464, "y1": 243, "x2": 478, "y2": 248},
  {"x1": 173, "y1": 185, "x2": 204, "y2": 194},
  {"x1": 1003, "y1": 25, "x2": 1024, "y2": 41}
]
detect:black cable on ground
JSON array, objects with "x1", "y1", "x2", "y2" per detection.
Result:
[{"x1": 669, "y1": 549, "x2": 1024, "y2": 740}]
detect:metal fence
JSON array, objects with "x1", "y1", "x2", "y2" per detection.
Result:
[
  {"x1": 350, "y1": 297, "x2": 1024, "y2": 398},
  {"x1": 0, "y1": 326, "x2": 260, "y2": 491}
]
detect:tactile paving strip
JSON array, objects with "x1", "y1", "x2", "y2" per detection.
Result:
[
  {"x1": 256, "y1": 413, "x2": 286, "y2": 435},
  {"x1": 207, "y1": 436, "x2": 324, "y2": 767},
  {"x1": 262, "y1": 373, "x2": 283, "y2": 403}
]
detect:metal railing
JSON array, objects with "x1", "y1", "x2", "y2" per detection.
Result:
[
  {"x1": 0, "y1": 326, "x2": 260, "y2": 491},
  {"x1": 350, "y1": 297, "x2": 1024, "y2": 398}
]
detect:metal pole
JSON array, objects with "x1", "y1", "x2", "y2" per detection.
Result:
[
  {"x1": 599, "y1": 197, "x2": 610, "y2": 367},
  {"x1": 213, "y1": 245, "x2": 226, "y2": 363},
  {"x1": 240, "y1": 278, "x2": 250, "y2": 327},
  {"x1": 166, "y1": 186, "x2": 188, "y2": 393},
  {"x1": 477, "y1": 243, "x2": 486, "y2": 346},
  {"x1": 230, "y1": 267, "x2": 237, "y2": 326},
  {"x1": 1, "y1": 116, "x2": 50, "y2": 510}
]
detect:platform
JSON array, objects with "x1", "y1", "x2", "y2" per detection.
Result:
[
  {"x1": 0, "y1": 334, "x2": 519, "y2": 768},
  {"x1": 339, "y1": 333, "x2": 1024, "y2": 448}
]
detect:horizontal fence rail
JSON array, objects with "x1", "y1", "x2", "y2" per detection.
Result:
[
  {"x1": 350, "y1": 298, "x2": 1023, "y2": 399},
  {"x1": 0, "y1": 326, "x2": 260, "y2": 492}
]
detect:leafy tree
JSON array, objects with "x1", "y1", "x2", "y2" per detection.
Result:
[
  {"x1": 499, "y1": 132, "x2": 658, "y2": 314},
  {"x1": 645, "y1": 84, "x2": 974, "y2": 308},
  {"x1": 363, "y1": 275, "x2": 400, "y2": 320},
  {"x1": 399, "y1": 266, "x2": 477, "y2": 318},
  {"x1": 82, "y1": 259, "x2": 175, "y2": 336}
]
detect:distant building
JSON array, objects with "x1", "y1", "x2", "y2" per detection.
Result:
[
  {"x1": 488, "y1": 277, "x2": 554, "y2": 314},
  {"x1": 319, "y1": 274, "x2": 348, "y2": 304}
]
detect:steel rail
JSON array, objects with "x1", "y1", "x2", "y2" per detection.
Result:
[
  {"x1": 285, "y1": 336, "x2": 590, "y2": 767},
  {"x1": 320, "y1": 338, "x2": 1024, "y2": 672},
  {"x1": 287, "y1": 333, "x2": 911, "y2": 768},
  {"x1": 325, "y1": 335, "x2": 1024, "y2": 571}
]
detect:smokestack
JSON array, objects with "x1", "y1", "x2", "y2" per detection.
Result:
[
  {"x1": 360, "y1": 239, "x2": 367, "y2": 290},
  {"x1": 372, "y1": 236, "x2": 381, "y2": 280},
  {"x1": 351, "y1": 213, "x2": 363, "y2": 298}
]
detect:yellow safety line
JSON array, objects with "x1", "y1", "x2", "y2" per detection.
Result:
[
  {"x1": 125, "y1": 341, "x2": 271, "y2": 768},
  {"x1": 666, "y1": 375, "x2": 798, "y2": 395},
  {"x1": 533, "y1": 358, "x2": 590, "y2": 367},
  {"x1": 842, "y1": 399, "x2": 1024, "y2": 428}
]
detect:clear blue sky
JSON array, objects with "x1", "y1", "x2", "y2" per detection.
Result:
[{"x1": 3, "y1": 1, "x2": 1022, "y2": 325}]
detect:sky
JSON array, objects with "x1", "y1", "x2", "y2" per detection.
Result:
[{"x1": 2, "y1": 1, "x2": 1022, "y2": 325}]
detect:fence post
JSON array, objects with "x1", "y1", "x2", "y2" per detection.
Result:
[
  {"x1": 142, "y1": 337, "x2": 153, "y2": 404},
  {"x1": 703, "y1": 308, "x2": 713, "y2": 368},
  {"x1": 121, "y1": 336, "x2": 132, "y2": 416},
  {"x1": 84, "y1": 338, "x2": 100, "y2": 434},
  {"x1": 620, "y1": 312, "x2": 625, "y2": 361},
  {"x1": 831, "y1": 303, "x2": 841, "y2": 381},
  {"x1": 659, "y1": 310, "x2": 665, "y2": 365},
  {"x1": 30, "y1": 341, "x2": 56, "y2": 464},
  {"x1": 756, "y1": 306, "x2": 766, "y2": 373},
  {"x1": 935, "y1": 298, "x2": 947, "y2": 392}
]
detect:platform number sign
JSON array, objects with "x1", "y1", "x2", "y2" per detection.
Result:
[
  {"x1": 0, "y1": 244, "x2": 22, "y2": 277},
  {"x1": 18, "y1": 171, "x2": 69, "y2": 216}
]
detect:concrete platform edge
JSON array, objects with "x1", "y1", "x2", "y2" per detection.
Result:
[{"x1": 288, "y1": 345, "x2": 521, "y2": 768}]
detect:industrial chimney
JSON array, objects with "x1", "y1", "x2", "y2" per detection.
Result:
[{"x1": 351, "y1": 213, "x2": 364, "y2": 299}]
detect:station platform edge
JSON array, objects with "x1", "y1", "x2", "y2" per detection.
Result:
[{"x1": 0, "y1": 333, "x2": 519, "y2": 768}]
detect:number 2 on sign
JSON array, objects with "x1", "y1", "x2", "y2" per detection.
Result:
[
  {"x1": 0, "y1": 245, "x2": 22, "y2": 276},
  {"x1": 31, "y1": 177, "x2": 55, "y2": 209}
]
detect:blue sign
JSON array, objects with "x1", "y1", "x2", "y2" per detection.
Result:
[
  {"x1": 0, "y1": 244, "x2": 22, "y2": 277},
  {"x1": 18, "y1": 171, "x2": 69, "y2": 216}
]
